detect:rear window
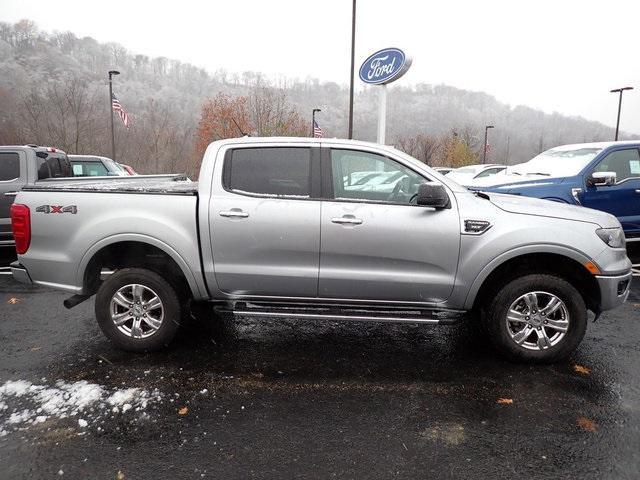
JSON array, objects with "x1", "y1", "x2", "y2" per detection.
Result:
[
  {"x1": 36, "y1": 153, "x2": 72, "y2": 180},
  {"x1": 0, "y1": 152, "x2": 20, "y2": 181},
  {"x1": 224, "y1": 147, "x2": 311, "y2": 197}
]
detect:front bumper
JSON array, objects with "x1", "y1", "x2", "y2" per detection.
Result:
[
  {"x1": 595, "y1": 270, "x2": 632, "y2": 311},
  {"x1": 10, "y1": 261, "x2": 32, "y2": 285}
]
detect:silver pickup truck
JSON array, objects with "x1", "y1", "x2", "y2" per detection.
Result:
[{"x1": 10, "y1": 138, "x2": 633, "y2": 362}]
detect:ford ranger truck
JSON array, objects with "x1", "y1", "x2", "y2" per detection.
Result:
[
  {"x1": 469, "y1": 141, "x2": 640, "y2": 241},
  {"x1": 9, "y1": 138, "x2": 633, "y2": 362}
]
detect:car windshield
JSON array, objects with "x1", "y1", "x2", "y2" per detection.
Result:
[{"x1": 509, "y1": 147, "x2": 602, "y2": 177}]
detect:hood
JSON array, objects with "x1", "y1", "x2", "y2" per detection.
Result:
[
  {"x1": 487, "y1": 192, "x2": 620, "y2": 228},
  {"x1": 466, "y1": 173, "x2": 562, "y2": 189}
]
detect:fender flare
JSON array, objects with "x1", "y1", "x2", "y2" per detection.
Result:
[
  {"x1": 463, "y1": 243, "x2": 594, "y2": 310},
  {"x1": 76, "y1": 233, "x2": 206, "y2": 299}
]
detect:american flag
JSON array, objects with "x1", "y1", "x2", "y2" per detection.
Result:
[
  {"x1": 313, "y1": 119, "x2": 323, "y2": 138},
  {"x1": 112, "y1": 94, "x2": 130, "y2": 128}
]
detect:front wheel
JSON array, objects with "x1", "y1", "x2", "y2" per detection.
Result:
[
  {"x1": 483, "y1": 274, "x2": 587, "y2": 363},
  {"x1": 95, "y1": 268, "x2": 181, "y2": 351}
]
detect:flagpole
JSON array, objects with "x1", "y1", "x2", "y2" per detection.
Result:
[{"x1": 108, "y1": 70, "x2": 120, "y2": 161}]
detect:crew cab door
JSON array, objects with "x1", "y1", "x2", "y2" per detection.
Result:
[
  {"x1": 580, "y1": 147, "x2": 640, "y2": 236},
  {"x1": 209, "y1": 145, "x2": 322, "y2": 297},
  {"x1": 0, "y1": 150, "x2": 26, "y2": 245},
  {"x1": 318, "y1": 147, "x2": 460, "y2": 303}
]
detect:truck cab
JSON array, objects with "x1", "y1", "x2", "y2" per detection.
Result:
[{"x1": 0, "y1": 145, "x2": 71, "y2": 246}]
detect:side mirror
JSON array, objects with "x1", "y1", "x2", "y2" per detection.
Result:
[
  {"x1": 417, "y1": 182, "x2": 450, "y2": 208},
  {"x1": 588, "y1": 171, "x2": 616, "y2": 187}
]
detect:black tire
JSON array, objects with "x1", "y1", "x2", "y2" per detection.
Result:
[
  {"x1": 95, "y1": 268, "x2": 181, "y2": 352},
  {"x1": 482, "y1": 274, "x2": 587, "y2": 363}
]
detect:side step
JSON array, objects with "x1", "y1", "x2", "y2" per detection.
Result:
[{"x1": 217, "y1": 302, "x2": 466, "y2": 325}]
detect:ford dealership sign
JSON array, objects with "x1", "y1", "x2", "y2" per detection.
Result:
[{"x1": 359, "y1": 48, "x2": 411, "y2": 85}]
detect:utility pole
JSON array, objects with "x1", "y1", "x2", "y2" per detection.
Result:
[
  {"x1": 311, "y1": 108, "x2": 321, "y2": 137},
  {"x1": 347, "y1": 0, "x2": 356, "y2": 139},
  {"x1": 610, "y1": 86, "x2": 633, "y2": 141},
  {"x1": 108, "y1": 70, "x2": 120, "y2": 161},
  {"x1": 482, "y1": 125, "x2": 494, "y2": 164}
]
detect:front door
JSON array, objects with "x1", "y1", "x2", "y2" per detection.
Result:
[
  {"x1": 209, "y1": 145, "x2": 322, "y2": 298},
  {"x1": 319, "y1": 147, "x2": 460, "y2": 304},
  {"x1": 580, "y1": 147, "x2": 640, "y2": 236}
]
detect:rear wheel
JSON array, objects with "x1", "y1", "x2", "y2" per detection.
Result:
[
  {"x1": 95, "y1": 268, "x2": 181, "y2": 351},
  {"x1": 483, "y1": 274, "x2": 587, "y2": 363}
]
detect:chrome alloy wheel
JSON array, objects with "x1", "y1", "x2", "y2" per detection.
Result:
[
  {"x1": 109, "y1": 284, "x2": 164, "y2": 339},
  {"x1": 505, "y1": 291, "x2": 569, "y2": 351}
]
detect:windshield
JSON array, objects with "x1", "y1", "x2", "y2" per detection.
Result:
[{"x1": 510, "y1": 147, "x2": 602, "y2": 177}]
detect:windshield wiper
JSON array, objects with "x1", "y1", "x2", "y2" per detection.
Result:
[
  {"x1": 523, "y1": 172, "x2": 550, "y2": 176},
  {"x1": 473, "y1": 191, "x2": 490, "y2": 200}
]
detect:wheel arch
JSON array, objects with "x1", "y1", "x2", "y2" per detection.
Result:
[
  {"x1": 465, "y1": 246, "x2": 601, "y2": 312},
  {"x1": 77, "y1": 234, "x2": 206, "y2": 300}
]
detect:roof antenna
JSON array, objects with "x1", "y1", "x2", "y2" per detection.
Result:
[{"x1": 231, "y1": 118, "x2": 248, "y2": 137}]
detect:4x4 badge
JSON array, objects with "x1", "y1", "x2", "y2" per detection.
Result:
[{"x1": 36, "y1": 205, "x2": 77, "y2": 214}]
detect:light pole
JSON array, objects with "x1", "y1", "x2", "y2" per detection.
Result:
[
  {"x1": 311, "y1": 108, "x2": 321, "y2": 137},
  {"x1": 482, "y1": 125, "x2": 494, "y2": 164},
  {"x1": 108, "y1": 70, "x2": 120, "y2": 161},
  {"x1": 610, "y1": 86, "x2": 633, "y2": 141},
  {"x1": 347, "y1": 0, "x2": 356, "y2": 139}
]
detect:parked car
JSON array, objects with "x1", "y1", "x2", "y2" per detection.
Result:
[
  {"x1": 434, "y1": 167, "x2": 453, "y2": 175},
  {"x1": 119, "y1": 163, "x2": 137, "y2": 175},
  {"x1": 447, "y1": 164, "x2": 507, "y2": 184},
  {"x1": 470, "y1": 142, "x2": 640, "y2": 241},
  {"x1": 0, "y1": 145, "x2": 72, "y2": 246},
  {"x1": 10, "y1": 138, "x2": 631, "y2": 362},
  {"x1": 69, "y1": 155, "x2": 128, "y2": 177}
]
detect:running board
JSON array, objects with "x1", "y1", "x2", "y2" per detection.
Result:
[{"x1": 217, "y1": 302, "x2": 466, "y2": 325}]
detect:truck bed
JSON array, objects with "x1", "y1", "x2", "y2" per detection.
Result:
[{"x1": 22, "y1": 174, "x2": 197, "y2": 195}]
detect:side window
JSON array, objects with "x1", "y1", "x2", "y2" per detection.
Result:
[
  {"x1": 0, "y1": 152, "x2": 20, "y2": 181},
  {"x1": 593, "y1": 149, "x2": 640, "y2": 183},
  {"x1": 224, "y1": 147, "x2": 311, "y2": 197},
  {"x1": 47, "y1": 157, "x2": 62, "y2": 178},
  {"x1": 72, "y1": 162, "x2": 110, "y2": 177},
  {"x1": 331, "y1": 149, "x2": 426, "y2": 204}
]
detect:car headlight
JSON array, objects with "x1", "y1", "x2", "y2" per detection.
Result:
[{"x1": 596, "y1": 227, "x2": 626, "y2": 248}]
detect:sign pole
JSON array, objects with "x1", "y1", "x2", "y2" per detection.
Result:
[{"x1": 377, "y1": 84, "x2": 387, "y2": 144}]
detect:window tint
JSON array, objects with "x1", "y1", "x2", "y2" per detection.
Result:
[
  {"x1": 331, "y1": 149, "x2": 427, "y2": 204},
  {"x1": 47, "y1": 157, "x2": 62, "y2": 178},
  {"x1": 594, "y1": 149, "x2": 640, "y2": 183},
  {"x1": 225, "y1": 148, "x2": 311, "y2": 197},
  {"x1": 36, "y1": 157, "x2": 50, "y2": 180},
  {"x1": 0, "y1": 152, "x2": 20, "y2": 181},
  {"x1": 71, "y1": 161, "x2": 110, "y2": 177}
]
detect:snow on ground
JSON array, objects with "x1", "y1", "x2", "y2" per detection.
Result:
[{"x1": 0, "y1": 379, "x2": 162, "y2": 436}]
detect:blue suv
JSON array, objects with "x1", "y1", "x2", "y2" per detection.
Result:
[{"x1": 471, "y1": 141, "x2": 640, "y2": 240}]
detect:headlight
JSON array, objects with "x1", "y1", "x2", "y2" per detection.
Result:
[{"x1": 596, "y1": 227, "x2": 626, "y2": 248}]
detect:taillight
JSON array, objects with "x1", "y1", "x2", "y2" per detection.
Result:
[{"x1": 10, "y1": 204, "x2": 31, "y2": 255}]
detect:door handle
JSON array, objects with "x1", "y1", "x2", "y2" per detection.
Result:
[
  {"x1": 4, "y1": 192, "x2": 18, "y2": 197},
  {"x1": 331, "y1": 216, "x2": 363, "y2": 225},
  {"x1": 219, "y1": 210, "x2": 249, "y2": 218}
]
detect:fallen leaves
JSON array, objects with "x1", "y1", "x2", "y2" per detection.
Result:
[
  {"x1": 177, "y1": 406, "x2": 189, "y2": 416},
  {"x1": 573, "y1": 364, "x2": 591, "y2": 375},
  {"x1": 496, "y1": 398, "x2": 514, "y2": 405},
  {"x1": 577, "y1": 416, "x2": 598, "y2": 432},
  {"x1": 7, "y1": 297, "x2": 20, "y2": 304}
]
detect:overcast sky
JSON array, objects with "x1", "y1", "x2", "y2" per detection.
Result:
[{"x1": 3, "y1": 0, "x2": 640, "y2": 133}]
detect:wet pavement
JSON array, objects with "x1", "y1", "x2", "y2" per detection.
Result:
[{"x1": 0, "y1": 246, "x2": 639, "y2": 479}]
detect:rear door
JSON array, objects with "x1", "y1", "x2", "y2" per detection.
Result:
[
  {"x1": 580, "y1": 147, "x2": 640, "y2": 236},
  {"x1": 319, "y1": 146, "x2": 461, "y2": 304},
  {"x1": 0, "y1": 150, "x2": 26, "y2": 245},
  {"x1": 209, "y1": 144, "x2": 322, "y2": 297}
]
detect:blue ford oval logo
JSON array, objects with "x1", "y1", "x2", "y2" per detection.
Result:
[{"x1": 359, "y1": 48, "x2": 411, "y2": 85}]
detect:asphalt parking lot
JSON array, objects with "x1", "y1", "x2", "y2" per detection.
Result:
[{"x1": 0, "y1": 246, "x2": 639, "y2": 479}]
